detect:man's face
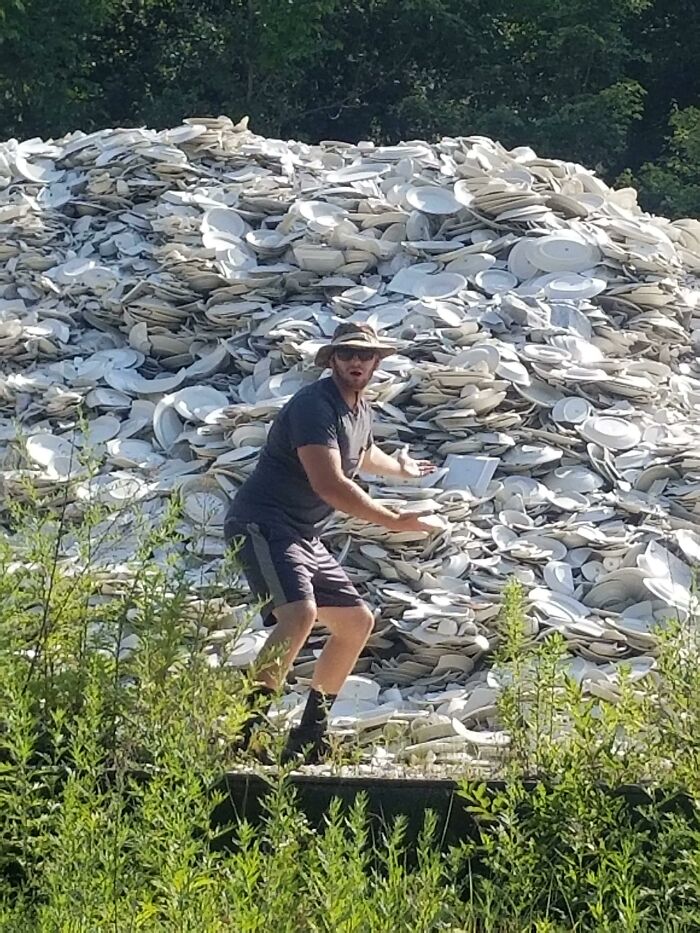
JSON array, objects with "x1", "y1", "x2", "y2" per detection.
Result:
[{"x1": 330, "y1": 347, "x2": 379, "y2": 392}]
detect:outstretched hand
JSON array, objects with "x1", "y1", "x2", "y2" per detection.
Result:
[
  {"x1": 389, "y1": 511, "x2": 446, "y2": 534},
  {"x1": 397, "y1": 446, "x2": 437, "y2": 480}
]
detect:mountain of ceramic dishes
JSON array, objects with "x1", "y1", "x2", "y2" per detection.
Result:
[{"x1": 2, "y1": 115, "x2": 700, "y2": 768}]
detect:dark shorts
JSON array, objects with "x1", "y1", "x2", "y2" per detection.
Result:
[{"x1": 224, "y1": 518, "x2": 363, "y2": 626}]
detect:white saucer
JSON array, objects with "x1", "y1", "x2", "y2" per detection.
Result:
[
  {"x1": 473, "y1": 269, "x2": 518, "y2": 295},
  {"x1": 405, "y1": 185, "x2": 462, "y2": 215},
  {"x1": 579, "y1": 416, "x2": 641, "y2": 451},
  {"x1": 528, "y1": 232, "x2": 601, "y2": 272},
  {"x1": 551, "y1": 396, "x2": 592, "y2": 424}
]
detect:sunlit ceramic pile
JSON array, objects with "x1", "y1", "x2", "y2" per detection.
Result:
[{"x1": 2, "y1": 115, "x2": 700, "y2": 770}]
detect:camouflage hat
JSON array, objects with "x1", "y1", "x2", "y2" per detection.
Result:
[{"x1": 315, "y1": 322, "x2": 399, "y2": 368}]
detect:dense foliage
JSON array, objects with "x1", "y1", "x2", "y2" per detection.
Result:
[
  {"x1": 1, "y1": 466, "x2": 700, "y2": 928},
  {"x1": 0, "y1": 485, "x2": 700, "y2": 933},
  {"x1": 0, "y1": 0, "x2": 699, "y2": 217}
]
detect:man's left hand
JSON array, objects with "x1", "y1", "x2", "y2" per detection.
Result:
[{"x1": 397, "y1": 446, "x2": 437, "y2": 480}]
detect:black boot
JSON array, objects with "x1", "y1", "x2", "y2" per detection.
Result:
[
  {"x1": 235, "y1": 684, "x2": 276, "y2": 756},
  {"x1": 281, "y1": 688, "x2": 336, "y2": 765},
  {"x1": 280, "y1": 726, "x2": 330, "y2": 765}
]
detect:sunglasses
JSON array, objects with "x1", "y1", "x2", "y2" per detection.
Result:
[{"x1": 333, "y1": 347, "x2": 377, "y2": 362}]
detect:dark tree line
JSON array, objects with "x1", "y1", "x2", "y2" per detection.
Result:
[{"x1": 1, "y1": 0, "x2": 698, "y2": 216}]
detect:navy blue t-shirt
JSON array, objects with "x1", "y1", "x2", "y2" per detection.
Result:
[{"x1": 227, "y1": 377, "x2": 373, "y2": 538}]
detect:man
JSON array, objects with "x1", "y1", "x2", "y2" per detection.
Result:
[{"x1": 224, "y1": 322, "x2": 437, "y2": 763}]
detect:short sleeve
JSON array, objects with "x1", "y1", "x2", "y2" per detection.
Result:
[{"x1": 286, "y1": 392, "x2": 339, "y2": 450}]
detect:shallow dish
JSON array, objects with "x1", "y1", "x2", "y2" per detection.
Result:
[
  {"x1": 473, "y1": 269, "x2": 518, "y2": 295},
  {"x1": 579, "y1": 416, "x2": 641, "y2": 451},
  {"x1": 405, "y1": 185, "x2": 462, "y2": 215}
]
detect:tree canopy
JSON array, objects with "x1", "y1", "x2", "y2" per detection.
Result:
[{"x1": 0, "y1": 0, "x2": 698, "y2": 216}]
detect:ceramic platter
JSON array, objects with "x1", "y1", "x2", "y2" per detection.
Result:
[
  {"x1": 2, "y1": 116, "x2": 699, "y2": 771},
  {"x1": 178, "y1": 476, "x2": 230, "y2": 526},
  {"x1": 551, "y1": 397, "x2": 592, "y2": 424},
  {"x1": 405, "y1": 185, "x2": 463, "y2": 215},
  {"x1": 578, "y1": 416, "x2": 642, "y2": 451},
  {"x1": 473, "y1": 269, "x2": 518, "y2": 295},
  {"x1": 527, "y1": 232, "x2": 601, "y2": 273}
]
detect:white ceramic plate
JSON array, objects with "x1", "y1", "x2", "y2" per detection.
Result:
[
  {"x1": 496, "y1": 358, "x2": 530, "y2": 385},
  {"x1": 495, "y1": 205, "x2": 551, "y2": 222},
  {"x1": 515, "y1": 535, "x2": 568, "y2": 561},
  {"x1": 418, "y1": 514, "x2": 450, "y2": 532},
  {"x1": 441, "y1": 455, "x2": 499, "y2": 497},
  {"x1": 544, "y1": 561, "x2": 574, "y2": 594},
  {"x1": 201, "y1": 207, "x2": 246, "y2": 244},
  {"x1": 643, "y1": 576, "x2": 691, "y2": 610},
  {"x1": 513, "y1": 378, "x2": 564, "y2": 407},
  {"x1": 153, "y1": 396, "x2": 184, "y2": 450},
  {"x1": 412, "y1": 272, "x2": 467, "y2": 300},
  {"x1": 445, "y1": 252, "x2": 496, "y2": 277},
  {"x1": 231, "y1": 424, "x2": 268, "y2": 448},
  {"x1": 370, "y1": 144, "x2": 432, "y2": 161},
  {"x1": 325, "y1": 162, "x2": 392, "y2": 183},
  {"x1": 507, "y1": 238, "x2": 540, "y2": 281},
  {"x1": 528, "y1": 232, "x2": 601, "y2": 272},
  {"x1": 75, "y1": 414, "x2": 122, "y2": 446},
  {"x1": 521, "y1": 344, "x2": 570, "y2": 364},
  {"x1": 546, "y1": 466, "x2": 604, "y2": 493},
  {"x1": 543, "y1": 272, "x2": 607, "y2": 300},
  {"x1": 453, "y1": 345, "x2": 500, "y2": 371},
  {"x1": 173, "y1": 386, "x2": 230, "y2": 421},
  {"x1": 297, "y1": 200, "x2": 347, "y2": 226},
  {"x1": 551, "y1": 396, "x2": 592, "y2": 424},
  {"x1": 405, "y1": 185, "x2": 462, "y2": 215},
  {"x1": 503, "y1": 444, "x2": 562, "y2": 467},
  {"x1": 245, "y1": 229, "x2": 291, "y2": 251},
  {"x1": 180, "y1": 479, "x2": 229, "y2": 526},
  {"x1": 473, "y1": 269, "x2": 518, "y2": 295},
  {"x1": 453, "y1": 180, "x2": 475, "y2": 207},
  {"x1": 85, "y1": 388, "x2": 132, "y2": 410},
  {"x1": 26, "y1": 433, "x2": 75, "y2": 468},
  {"x1": 106, "y1": 438, "x2": 163, "y2": 468},
  {"x1": 579, "y1": 416, "x2": 641, "y2": 451},
  {"x1": 90, "y1": 348, "x2": 144, "y2": 368}
]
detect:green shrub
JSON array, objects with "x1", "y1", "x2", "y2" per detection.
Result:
[{"x1": 1, "y1": 473, "x2": 699, "y2": 930}]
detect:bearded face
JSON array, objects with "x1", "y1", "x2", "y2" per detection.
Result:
[{"x1": 329, "y1": 347, "x2": 379, "y2": 394}]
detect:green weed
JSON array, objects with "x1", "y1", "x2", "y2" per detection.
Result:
[{"x1": 1, "y1": 476, "x2": 699, "y2": 930}]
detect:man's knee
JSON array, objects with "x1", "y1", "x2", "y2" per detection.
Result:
[
  {"x1": 276, "y1": 600, "x2": 317, "y2": 636},
  {"x1": 354, "y1": 604, "x2": 375, "y2": 641}
]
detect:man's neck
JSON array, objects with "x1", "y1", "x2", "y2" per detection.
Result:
[{"x1": 331, "y1": 374, "x2": 361, "y2": 410}]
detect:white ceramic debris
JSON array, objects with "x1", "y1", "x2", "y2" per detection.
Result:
[{"x1": 2, "y1": 116, "x2": 700, "y2": 767}]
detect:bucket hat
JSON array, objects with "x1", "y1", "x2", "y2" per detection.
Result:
[{"x1": 314, "y1": 322, "x2": 399, "y2": 369}]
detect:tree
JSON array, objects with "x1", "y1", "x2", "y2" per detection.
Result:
[
  {"x1": 0, "y1": 0, "x2": 698, "y2": 218},
  {"x1": 88, "y1": 0, "x2": 342, "y2": 137},
  {"x1": 632, "y1": 106, "x2": 700, "y2": 217},
  {"x1": 0, "y1": 0, "x2": 113, "y2": 138}
]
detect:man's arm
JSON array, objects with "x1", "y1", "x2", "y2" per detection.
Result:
[
  {"x1": 360, "y1": 443, "x2": 436, "y2": 480},
  {"x1": 297, "y1": 445, "x2": 430, "y2": 533},
  {"x1": 360, "y1": 443, "x2": 405, "y2": 478}
]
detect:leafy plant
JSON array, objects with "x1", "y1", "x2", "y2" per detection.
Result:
[{"x1": 1, "y1": 466, "x2": 700, "y2": 929}]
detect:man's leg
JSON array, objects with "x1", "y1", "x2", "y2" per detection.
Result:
[
  {"x1": 234, "y1": 599, "x2": 317, "y2": 754},
  {"x1": 254, "y1": 599, "x2": 317, "y2": 691},
  {"x1": 281, "y1": 603, "x2": 374, "y2": 764},
  {"x1": 312, "y1": 604, "x2": 375, "y2": 694},
  {"x1": 224, "y1": 521, "x2": 318, "y2": 750}
]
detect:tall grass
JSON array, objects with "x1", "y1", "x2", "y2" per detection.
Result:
[{"x1": 0, "y1": 465, "x2": 699, "y2": 930}]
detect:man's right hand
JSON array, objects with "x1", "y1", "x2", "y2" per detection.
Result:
[{"x1": 388, "y1": 511, "x2": 441, "y2": 534}]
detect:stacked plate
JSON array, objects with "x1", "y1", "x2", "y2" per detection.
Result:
[{"x1": 1, "y1": 115, "x2": 700, "y2": 769}]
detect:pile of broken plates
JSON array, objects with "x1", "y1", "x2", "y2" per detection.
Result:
[{"x1": 2, "y1": 116, "x2": 700, "y2": 769}]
